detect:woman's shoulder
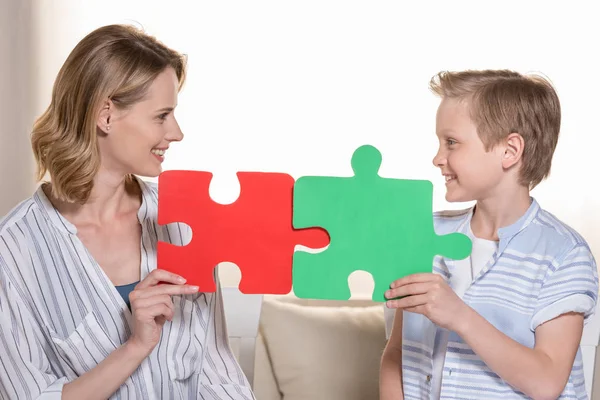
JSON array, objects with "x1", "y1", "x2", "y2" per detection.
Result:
[
  {"x1": 0, "y1": 194, "x2": 39, "y2": 238},
  {"x1": 136, "y1": 177, "x2": 158, "y2": 202},
  {"x1": 0, "y1": 184, "x2": 74, "y2": 264},
  {"x1": 0, "y1": 193, "x2": 43, "y2": 272}
]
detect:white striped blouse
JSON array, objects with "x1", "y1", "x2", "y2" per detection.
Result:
[{"x1": 0, "y1": 178, "x2": 255, "y2": 399}]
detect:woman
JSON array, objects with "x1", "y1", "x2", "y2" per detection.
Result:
[{"x1": 0, "y1": 24, "x2": 255, "y2": 400}]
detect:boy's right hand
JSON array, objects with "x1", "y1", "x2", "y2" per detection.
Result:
[
  {"x1": 385, "y1": 273, "x2": 470, "y2": 332},
  {"x1": 126, "y1": 269, "x2": 199, "y2": 356}
]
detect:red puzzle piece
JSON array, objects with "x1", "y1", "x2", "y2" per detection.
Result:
[{"x1": 157, "y1": 171, "x2": 330, "y2": 294}]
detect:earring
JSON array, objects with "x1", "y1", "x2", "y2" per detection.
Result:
[{"x1": 106, "y1": 125, "x2": 111, "y2": 131}]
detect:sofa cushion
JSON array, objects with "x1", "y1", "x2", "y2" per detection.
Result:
[
  {"x1": 253, "y1": 330, "x2": 282, "y2": 400},
  {"x1": 259, "y1": 296, "x2": 387, "y2": 400}
]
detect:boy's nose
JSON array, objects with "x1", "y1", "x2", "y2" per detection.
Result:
[{"x1": 432, "y1": 150, "x2": 445, "y2": 167}]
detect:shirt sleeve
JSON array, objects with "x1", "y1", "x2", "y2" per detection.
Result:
[
  {"x1": 198, "y1": 277, "x2": 256, "y2": 400},
  {"x1": 530, "y1": 242, "x2": 599, "y2": 331},
  {"x1": 0, "y1": 255, "x2": 66, "y2": 399}
]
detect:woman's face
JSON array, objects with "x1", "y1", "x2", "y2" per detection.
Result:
[{"x1": 97, "y1": 67, "x2": 183, "y2": 178}]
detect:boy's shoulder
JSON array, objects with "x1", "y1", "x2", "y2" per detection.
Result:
[
  {"x1": 501, "y1": 201, "x2": 594, "y2": 269},
  {"x1": 433, "y1": 207, "x2": 472, "y2": 220},
  {"x1": 529, "y1": 206, "x2": 592, "y2": 254},
  {"x1": 432, "y1": 207, "x2": 472, "y2": 234}
]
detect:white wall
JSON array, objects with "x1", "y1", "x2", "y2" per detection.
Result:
[
  {"x1": 0, "y1": 0, "x2": 36, "y2": 216},
  {"x1": 22, "y1": 1, "x2": 600, "y2": 296}
]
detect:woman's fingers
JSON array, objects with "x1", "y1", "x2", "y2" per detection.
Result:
[
  {"x1": 130, "y1": 294, "x2": 174, "y2": 313},
  {"x1": 134, "y1": 302, "x2": 175, "y2": 323},
  {"x1": 135, "y1": 269, "x2": 187, "y2": 290},
  {"x1": 130, "y1": 283, "x2": 198, "y2": 301}
]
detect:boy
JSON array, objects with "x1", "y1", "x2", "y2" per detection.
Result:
[{"x1": 379, "y1": 70, "x2": 598, "y2": 399}]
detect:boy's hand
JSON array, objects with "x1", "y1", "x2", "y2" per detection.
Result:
[{"x1": 385, "y1": 273, "x2": 471, "y2": 332}]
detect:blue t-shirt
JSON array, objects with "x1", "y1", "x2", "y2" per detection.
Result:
[{"x1": 115, "y1": 281, "x2": 139, "y2": 310}]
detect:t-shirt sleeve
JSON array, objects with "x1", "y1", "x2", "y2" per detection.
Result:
[{"x1": 530, "y1": 242, "x2": 599, "y2": 331}]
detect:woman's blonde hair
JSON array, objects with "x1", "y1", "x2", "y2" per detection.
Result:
[
  {"x1": 31, "y1": 24, "x2": 187, "y2": 203},
  {"x1": 429, "y1": 69, "x2": 561, "y2": 189}
]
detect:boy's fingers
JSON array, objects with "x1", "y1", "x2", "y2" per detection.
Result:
[
  {"x1": 385, "y1": 282, "x2": 430, "y2": 299},
  {"x1": 390, "y1": 273, "x2": 441, "y2": 289},
  {"x1": 386, "y1": 294, "x2": 428, "y2": 309}
]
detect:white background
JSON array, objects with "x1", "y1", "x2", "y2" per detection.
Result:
[{"x1": 31, "y1": 0, "x2": 599, "y2": 296}]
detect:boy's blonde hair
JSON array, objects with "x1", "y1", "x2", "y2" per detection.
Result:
[
  {"x1": 429, "y1": 69, "x2": 561, "y2": 189},
  {"x1": 31, "y1": 24, "x2": 187, "y2": 204}
]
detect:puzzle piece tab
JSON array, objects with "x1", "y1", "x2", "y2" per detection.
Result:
[
  {"x1": 157, "y1": 171, "x2": 330, "y2": 294},
  {"x1": 292, "y1": 144, "x2": 472, "y2": 302}
]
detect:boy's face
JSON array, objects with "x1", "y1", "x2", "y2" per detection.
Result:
[{"x1": 432, "y1": 98, "x2": 506, "y2": 203}]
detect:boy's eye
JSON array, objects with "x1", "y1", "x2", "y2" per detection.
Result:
[
  {"x1": 158, "y1": 113, "x2": 169, "y2": 121},
  {"x1": 447, "y1": 139, "x2": 457, "y2": 146}
]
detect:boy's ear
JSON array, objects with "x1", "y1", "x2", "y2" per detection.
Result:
[
  {"x1": 502, "y1": 132, "x2": 525, "y2": 169},
  {"x1": 97, "y1": 100, "x2": 113, "y2": 134}
]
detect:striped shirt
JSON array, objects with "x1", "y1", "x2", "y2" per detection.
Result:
[
  {"x1": 385, "y1": 198, "x2": 599, "y2": 399},
  {"x1": 0, "y1": 178, "x2": 255, "y2": 399}
]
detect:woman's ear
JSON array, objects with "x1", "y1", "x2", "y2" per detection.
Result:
[
  {"x1": 97, "y1": 100, "x2": 113, "y2": 134},
  {"x1": 502, "y1": 132, "x2": 525, "y2": 170}
]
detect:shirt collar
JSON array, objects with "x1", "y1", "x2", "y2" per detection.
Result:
[
  {"x1": 34, "y1": 183, "x2": 77, "y2": 235},
  {"x1": 497, "y1": 197, "x2": 540, "y2": 240},
  {"x1": 456, "y1": 197, "x2": 540, "y2": 253}
]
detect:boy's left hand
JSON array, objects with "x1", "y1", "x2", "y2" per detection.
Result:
[{"x1": 385, "y1": 273, "x2": 471, "y2": 332}]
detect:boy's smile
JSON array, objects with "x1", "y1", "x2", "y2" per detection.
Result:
[{"x1": 444, "y1": 174, "x2": 457, "y2": 184}]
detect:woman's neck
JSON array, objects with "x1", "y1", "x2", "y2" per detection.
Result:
[{"x1": 48, "y1": 170, "x2": 141, "y2": 227}]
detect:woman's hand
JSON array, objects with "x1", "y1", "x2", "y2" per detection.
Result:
[
  {"x1": 126, "y1": 269, "x2": 199, "y2": 356},
  {"x1": 385, "y1": 273, "x2": 470, "y2": 332}
]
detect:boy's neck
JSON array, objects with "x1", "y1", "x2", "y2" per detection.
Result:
[{"x1": 470, "y1": 185, "x2": 531, "y2": 241}]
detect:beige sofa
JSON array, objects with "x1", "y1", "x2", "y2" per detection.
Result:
[{"x1": 250, "y1": 295, "x2": 388, "y2": 400}]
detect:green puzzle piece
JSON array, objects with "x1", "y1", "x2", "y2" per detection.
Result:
[{"x1": 292, "y1": 144, "x2": 472, "y2": 302}]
